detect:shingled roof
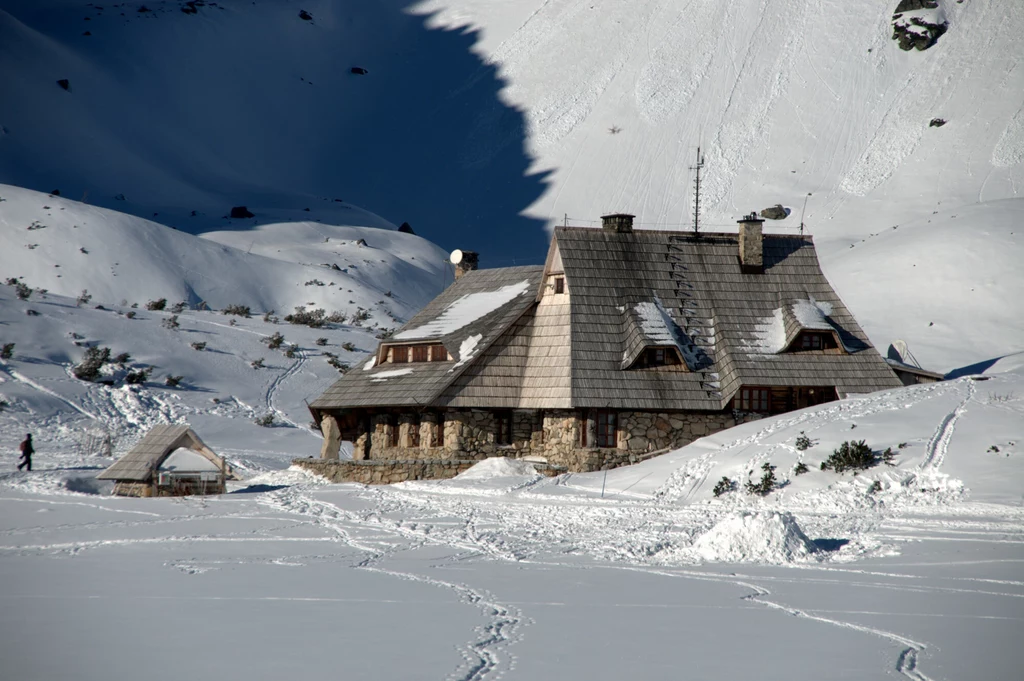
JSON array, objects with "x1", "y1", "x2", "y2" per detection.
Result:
[
  {"x1": 309, "y1": 227, "x2": 899, "y2": 414},
  {"x1": 97, "y1": 424, "x2": 225, "y2": 482},
  {"x1": 310, "y1": 266, "x2": 544, "y2": 409}
]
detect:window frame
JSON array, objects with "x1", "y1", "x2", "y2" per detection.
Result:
[
  {"x1": 391, "y1": 346, "x2": 409, "y2": 364},
  {"x1": 429, "y1": 345, "x2": 448, "y2": 362},
  {"x1": 431, "y1": 413, "x2": 445, "y2": 447},
  {"x1": 554, "y1": 277, "x2": 565, "y2": 294},
  {"x1": 738, "y1": 387, "x2": 770, "y2": 412},
  {"x1": 411, "y1": 345, "x2": 429, "y2": 363},
  {"x1": 596, "y1": 411, "x2": 617, "y2": 448}
]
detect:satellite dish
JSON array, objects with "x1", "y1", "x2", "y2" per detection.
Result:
[{"x1": 450, "y1": 249, "x2": 463, "y2": 265}]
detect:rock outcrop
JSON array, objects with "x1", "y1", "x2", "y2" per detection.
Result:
[{"x1": 892, "y1": 0, "x2": 948, "y2": 52}]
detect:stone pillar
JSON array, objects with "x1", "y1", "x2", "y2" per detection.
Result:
[
  {"x1": 320, "y1": 415, "x2": 341, "y2": 460},
  {"x1": 584, "y1": 412, "x2": 597, "y2": 450}
]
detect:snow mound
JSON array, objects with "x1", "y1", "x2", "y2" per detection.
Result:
[
  {"x1": 694, "y1": 512, "x2": 819, "y2": 564},
  {"x1": 455, "y1": 457, "x2": 541, "y2": 480}
]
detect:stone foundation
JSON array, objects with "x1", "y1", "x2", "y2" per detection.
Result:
[
  {"x1": 293, "y1": 457, "x2": 566, "y2": 485},
  {"x1": 318, "y1": 408, "x2": 760, "y2": 473}
]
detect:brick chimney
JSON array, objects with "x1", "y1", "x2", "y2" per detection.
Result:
[
  {"x1": 737, "y1": 212, "x2": 764, "y2": 273},
  {"x1": 454, "y1": 251, "x2": 479, "y2": 280},
  {"x1": 601, "y1": 213, "x2": 635, "y2": 233}
]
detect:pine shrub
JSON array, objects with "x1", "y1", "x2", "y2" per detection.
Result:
[
  {"x1": 165, "y1": 375, "x2": 183, "y2": 387},
  {"x1": 222, "y1": 304, "x2": 251, "y2": 317},
  {"x1": 263, "y1": 332, "x2": 285, "y2": 349},
  {"x1": 76, "y1": 289, "x2": 92, "y2": 307},
  {"x1": 146, "y1": 298, "x2": 167, "y2": 311},
  {"x1": 73, "y1": 346, "x2": 111, "y2": 381},
  {"x1": 124, "y1": 367, "x2": 152, "y2": 385},
  {"x1": 712, "y1": 476, "x2": 736, "y2": 497},
  {"x1": 162, "y1": 315, "x2": 180, "y2": 330},
  {"x1": 745, "y1": 462, "x2": 777, "y2": 496},
  {"x1": 251, "y1": 358, "x2": 265, "y2": 369},
  {"x1": 315, "y1": 337, "x2": 328, "y2": 346},
  {"x1": 820, "y1": 440, "x2": 881, "y2": 473},
  {"x1": 191, "y1": 341, "x2": 207, "y2": 351},
  {"x1": 0, "y1": 343, "x2": 13, "y2": 359},
  {"x1": 254, "y1": 414, "x2": 275, "y2": 427},
  {"x1": 794, "y1": 461, "x2": 809, "y2": 475},
  {"x1": 795, "y1": 431, "x2": 815, "y2": 451}
]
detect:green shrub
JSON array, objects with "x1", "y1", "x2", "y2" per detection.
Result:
[
  {"x1": 146, "y1": 298, "x2": 167, "y2": 311},
  {"x1": 254, "y1": 413, "x2": 275, "y2": 427},
  {"x1": 795, "y1": 431, "x2": 815, "y2": 451},
  {"x1": 315, "y1": 337, "x2": 328, "y2": 346},
  {"x1": 284, "y1": 306, "x2": 326, "y2": 328},
  {"x1": 124, "y1": 367, "x2": 152, "y2": 385},
  {"x1": 341, "y1": 341, "x2": 356, "y2": 351},
  {"x1": 0, "y1": 343, "x2": 13, "y2": 360},
  {"x1": 712, "y1": 477, "x2": 736, "y2": 497},
  {"x1": 73, "y1": 346, "x2": 111, "y2": 381},
  {"x1": 263, "y1": 332, "x2": 284, "y2": 350},
  {"x1": 191, "y1": 341, "x2": 207, "y2": 351},
  {"x1": 745, "y1": 462, "x2": 777, "y2": 496},
  {"x1": 165, "y1": 375, "x2": 183, "y2": 387},
  {"x1": 162, "y1": 314, "x2": 179, "y2": 330},
  {"x1": 820, "y1": 440, "x2": 888, "y2": 473},
  {"x1": 222, "y1": 304, "x2": 251, "y2": 317},
  {"x1": 793, "y1": 461, "x2": 809, "y2": 476},
  {"x1": 251, "y1": 358, "x2": 265, "y2": 369},
  {"x1": 76, "y1": 289, "x2": 92, "y2": 307}
]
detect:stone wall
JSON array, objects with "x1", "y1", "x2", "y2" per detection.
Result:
[
  {"x1": 321, "y1": 408, "x2": 760, "y2": 474},
  {"x1": 293, "y1": 457, "x2": 566, "y2": 485}
]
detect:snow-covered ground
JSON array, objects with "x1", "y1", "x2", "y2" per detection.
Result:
[{"x1": 1, "y1": 285, "x2": 1022, "y2": 680}]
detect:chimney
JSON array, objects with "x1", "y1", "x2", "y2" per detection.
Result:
[
  {"x1": 737, "y1": 212, "x2": 764, "y2": 272},
  {"x1": 601, "y1": 213, "x2": 635, "y2": 233},
  {"x1": 454, "y1": 251, "x2": 479, "y2": 280}
]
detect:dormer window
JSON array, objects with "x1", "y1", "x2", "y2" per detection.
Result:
[
  {"x1": 554, "y1": 277, "x2": 565, "y2": 294},
  {"x1": 792, "y1": 332, "x2": 837, "y2": 352},
  {"x1": 384, "y1": 344, "x2": 450, "y2": 364}
]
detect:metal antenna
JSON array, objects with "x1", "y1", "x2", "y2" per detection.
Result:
[
  {"x1": 799, "y1": 193, "x2": 811, "y2": 235},
  {"x1": 690, "y1": 146, "x2": 705, "y2": 235}
]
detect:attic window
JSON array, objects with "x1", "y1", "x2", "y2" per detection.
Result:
[
  {"x1": 630, "y1": 346, "x2": 682, "y2": 369},
  {"x1": 793, "y1": 332, "x2": 838, "y2": 352},
  {"x1": 385, "y1": 344, "x2": 450, "y2": 363},
  {"x1": 554, "y1": 277, "x2": 565, "y2": 294}
]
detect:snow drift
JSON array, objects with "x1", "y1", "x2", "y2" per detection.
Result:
[{"x1": 693, "y1": 512, "x2": 819, "y2": 564}]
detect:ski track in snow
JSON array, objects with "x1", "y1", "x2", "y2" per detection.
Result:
[
  {"x1": 921, "y1": 379, "x2": 975, "y2": 472},
  {"x1": 258, "y1": 484, "x2": 526, "y2": 681}
]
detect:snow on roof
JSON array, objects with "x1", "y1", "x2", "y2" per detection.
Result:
[
  {"x1": 393, "y1": 280, "x2": 531, "y2": 341},
  {"x1": 791, "y1": 298, "x2": 834, "y2": 331},
  {"x1": 745, "y1": 307, "x2": 787, "y2": 354},
  {"x1": 451, "y1": 333, "x2": 483, "y2": 371},
  {"x1": 159, "y1": 447, "x2": 221, "y2": 472},
  {"x1": 631, "y1": 296, "x2": 706, "y2": 366},
  {"x1": 370, "y1": 368, "x2": 414, "y2": 382}
]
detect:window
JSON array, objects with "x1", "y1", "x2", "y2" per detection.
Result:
[
  {"x1": 637, "y1": 347, "x2": 681, "y2": 368},
  {"x1": 554, "y1": 277, "x2": 565, "y2": 294},
  {"x1": 495, "y1": 411, "x2": 512, "y2": 445},
  {"x1": 597, "y1": 411, "x2": 617, "y2": 448},
  {"x1": 738, "y1": 388, "x2": 770, "y2": 412},
  {"x1": 408, "y1": 416, "x2": 421, "y2": 447},
  {"x1": 412, "y1": 345, "x2": 429, "y2": 363},
  {"x1": 431, "y1": 414, "x2": 445, "y2": 447},
  {"x1": 429, "y1": 345, "x2": 448, "y2": 362},
  {"x1": 801, "y1": 333, "x2": 823, "y2": 350},
  {"x1": 387, "y1": 415, "x2": 399, "y2": 447},
  {"x1": 391, "y1": 346, "x2": 408, "y2": 364}
]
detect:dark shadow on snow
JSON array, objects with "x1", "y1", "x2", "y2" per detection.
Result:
[
  {"x1": 811, "y1": 538, "x2": 850, "y2": 552},
  {"x1": 229, "y1": 483, "x2": 289, "y2": 494},
  {"x1": 0, "y1": 2, "x2": 554, "y2": 266}
]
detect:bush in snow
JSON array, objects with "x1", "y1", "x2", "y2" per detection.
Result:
[
  {"x1": 712, "y1": 477, "x2": 736, "y2": 497},
  {"x1": 76, "y1": 289, "x2": 92, "y2": 307},
  {"x1": 745, "y1": 462, "x2": 777, "y2": 496},
  {"x1": 124, "y1": 367, "x2": 152, "y2": 385},
  {"x1": 263, "y1": 310, "x2": 278, "y2": 323},
  {"x1": 125, "y1": 311, "x2": 136, "y2": 319},
  {"x1": 794, "y1": 431, "x2": 815, "y2": 451},
  {"x1": 0, "y1": 343, "x2": 14, "y2": 359},
  {"x1": 254, "y1": 413, "x2": 275, "y2": 427},
  {"x1": 251, "y1": 358, "x2": 265, "y2": 369},
  {"x1": 11, "y1": 279, "x2": 32, "y2": 300},
  {"x1": 284, "y1": 344, "x2": 299, "y2": 359},
  {"x1": 315, "y1": 337, "x2": 328, "y2": 346},
  {"x1": 263, "y1": 332, "x2": 285, "y2": 350},
  {"x1": 868, "y1": 480, "x2": 882, "y2": 494},
  {"x1": 284, "y1": 306, "x2": 327, "y2": 328},
  {"x1": 820, "y1": 440, "x2": 894, "y2": 473},
  {"x1": 191, "y1": 341, "x2": 206, "y2": 351},
  {"x1": 73, "y1": 346, "x2": 111, "y2": 381},
  {"x1": 0, "y1": 398, "x2": 8, "y2": 412},
  {"x1": 793, "y1": 462, "x2": 809, "y2": 476},
  {"x1": 170, "y1": 301, "x2": 187, "y2": 314},
  {"x1": 162, "y1": 315, "x2": 180, "y2": 330},
  {"x1": 222, "y1": 304, "x2": 251, "y2": 317},
  {"x1": 341, "y1": 341, "x2": 356, "y2": 351},
  {"x1": 376, "y1": 327, "x2": 395, "y2": 340},
  {"x1": 165, "y1": 375, "x2": 183, "y2": 387},
  {"x1": 146, "y1": 298, "x2": 167, "y2": 311},
  {"x1": 112, "y1": 352, "x2": 131, "y2": 365}
]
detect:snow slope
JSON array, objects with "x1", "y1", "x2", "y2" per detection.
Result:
[{"x1": 0, "y1": 184, "x2": 448, "y2": 323}]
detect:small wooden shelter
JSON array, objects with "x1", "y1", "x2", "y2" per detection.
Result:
[{"x1": 97, "y1": 424, "x2": 228, "y2": 497}]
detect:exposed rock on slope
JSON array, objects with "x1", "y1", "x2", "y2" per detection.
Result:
[{"x1": 892, "y1": 0, "x2": 949, "y2": 51}]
